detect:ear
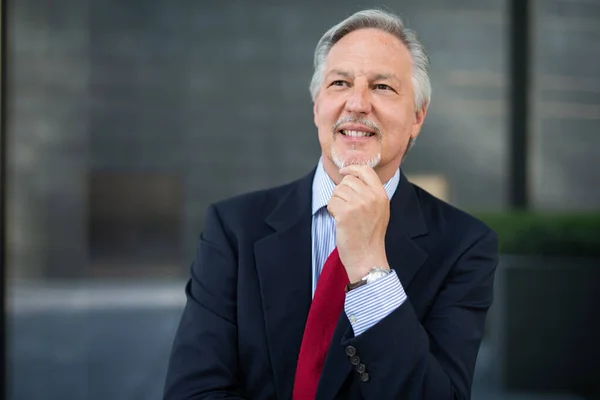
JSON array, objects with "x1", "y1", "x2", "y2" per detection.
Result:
[
  {"x1": 411, "y1": 105, "x2": 427, "y2": 138},
  {"x1": 313, "y1": 99, "x2": 319, "y2": 127}
]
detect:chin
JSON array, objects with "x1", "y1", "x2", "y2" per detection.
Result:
[{"x1": 331, "y1": 148, "x2": 381, "y2": 169}]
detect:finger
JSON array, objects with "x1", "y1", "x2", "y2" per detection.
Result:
[
  {"x1": 327, "y1": 196, "x2": 347, "y2": 218},
  {"x1": 331, "y1": 184, "x2": 357, "y2": 203},
  {"x1": 339, "y1": 175, "x2": 367, "y2": 194},
  {"x1": 339, "y1": 165, "x2": 383, "y2": 188}
]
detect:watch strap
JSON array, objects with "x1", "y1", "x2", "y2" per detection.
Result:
[{"x1": 345, "y1": 279, "x2": 367, "y2": 292}]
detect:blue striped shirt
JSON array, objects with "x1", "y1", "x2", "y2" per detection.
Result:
[{"x1": 311, "y1": 158, "x2": 407, "y2": 336}]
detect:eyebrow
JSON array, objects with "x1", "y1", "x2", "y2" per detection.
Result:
[
  {"x1": 326, "y1": 69, "x2": 400, "y2": 84},
  {"x1": 371, "y1": 73, "x2": 399, "y2": 83},
  {"x1": 327, "y1": 69, "x2": 353, "y2": 79}
]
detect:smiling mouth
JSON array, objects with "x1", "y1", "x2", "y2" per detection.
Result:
[{"x1": 339, "y1": 129, "x2": 376, "y2": 138}]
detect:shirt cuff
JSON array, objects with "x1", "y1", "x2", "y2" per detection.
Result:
[{"x1": 344, "y1": 270, "x2": 407, "y2": 336}]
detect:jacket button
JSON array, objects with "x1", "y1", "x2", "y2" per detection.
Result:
[
  {"x1": 356, "y1": 363, "x2": 366, "y2": 373},
  {"x1": 345, "y1": 346, "x2": 356, "y2": 357},
  {"x1": 350, "y1": 355, "x2": 360, "y2": 366},
  {"x1": 360, "y1": 372, "x2": 370, "y2": 382}
]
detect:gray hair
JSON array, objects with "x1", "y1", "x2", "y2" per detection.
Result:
[{"x1": 309, "y1": 9, "x2": 431, "y2": 112}]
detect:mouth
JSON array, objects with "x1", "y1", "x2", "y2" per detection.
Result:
[{"x1": 339, "y1": 129, "x2": 377, "y2": 138}]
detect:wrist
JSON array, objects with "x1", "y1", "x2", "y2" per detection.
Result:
[
  {"x1": 347, "y1": 255, "x2": 389, "y2": 283},
  {"x1": 345, "y1": 266, "x2": 391, "y2": 292},
  {"x1": 348, "y1": 252, "x2": 390, "y2": 280}
]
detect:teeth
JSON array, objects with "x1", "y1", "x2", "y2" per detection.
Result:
[{"x1": 342, "y1": 130, "x2": 372, "y2": 137}]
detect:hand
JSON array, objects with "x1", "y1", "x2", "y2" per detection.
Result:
[{"x1": 327, "y1": 165, "x2": 391, "y2": 283}]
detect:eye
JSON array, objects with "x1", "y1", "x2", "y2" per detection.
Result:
[
  {"x1": 329, "y1": 80, "x2": 349, "y2": 87},
  {"x1": 374, "y1": 83, "x2": 392, "y2": 91}
]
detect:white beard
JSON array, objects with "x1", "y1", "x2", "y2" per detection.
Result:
[{"x1": 331, "y1": 147, "x2": 381, "y2": 169}]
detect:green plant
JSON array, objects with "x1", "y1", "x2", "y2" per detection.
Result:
[{"x1": 473, "y1": 212, "x2": 600, "y2": 257}]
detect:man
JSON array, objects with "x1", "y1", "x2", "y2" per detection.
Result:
[{"x1": 164, "y1": 8, "x2": 498, "y2": 400}]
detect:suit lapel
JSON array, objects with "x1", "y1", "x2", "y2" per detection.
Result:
[
  {"x1": 385, "y1": 170, "x2": 429, "y2": 287},
  {"x1": 316, "y1": 171, "x2": 429, "y2": 399},
  {"x1": 254, "y1": 169, "x2": 315, "y2": 400}
]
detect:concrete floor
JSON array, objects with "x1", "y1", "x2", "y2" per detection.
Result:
[{"x1": 5, "y1": 281, "x2": 587, "y2": 400}]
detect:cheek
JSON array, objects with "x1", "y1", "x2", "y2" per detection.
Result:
[
  {"x1": 316, "y1": 104, "x2": 334, "y2": 124},
  {"x1": 317, "y1": 125, "x2": 333, "y2": 150},
  {"x1": 381, "y1": 126, "x2": 410, "y2": 154},
  {"x1": 316, "y1": 94, "x2": 345, "y2": 123},
  {"x1": 381, "y1": 111, "x2": 414, "y2": 140},
  {"x1": 315, "y1": 103, "x2": 338, "y2": 142}
]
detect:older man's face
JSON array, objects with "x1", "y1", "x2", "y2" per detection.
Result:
[{"x1": 313, "y1": 28, "x2": 426, "y2": 182}]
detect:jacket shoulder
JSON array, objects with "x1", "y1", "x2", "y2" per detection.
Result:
[{"x1": 411, "y1": 183, "x2": 496, "y2": 240}]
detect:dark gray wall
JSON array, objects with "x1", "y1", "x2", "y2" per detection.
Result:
[
  {"x1": 8, "y1": 0, "x2": 90, "y2": 278},
  {"x1": 530, "y1": 0, "x2": 600, "y2": 210}
]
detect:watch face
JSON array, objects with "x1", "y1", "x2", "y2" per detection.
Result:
[{"x1": 366, "y1": 269, "x2": 389, "y2": 283}]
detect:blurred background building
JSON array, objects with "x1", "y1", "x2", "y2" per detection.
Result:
[{"x1": 3, "y1": 0, "x2": 600, "y2": 399}]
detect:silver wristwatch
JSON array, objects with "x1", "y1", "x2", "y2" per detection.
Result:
[
  {"x1": 345, "y1": 267, "x2": 390, "y2": 292},
  {"x1": 364, "y1": 267, "x2": 391, "y2": 284}
]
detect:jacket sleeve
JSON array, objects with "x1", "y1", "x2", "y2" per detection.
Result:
[
  {"x1": 163, "y1": 204, "x2": 246, "y2": 400},
  {"x1": 340, "y1": 229, "x2": 498, "y2": 400}
]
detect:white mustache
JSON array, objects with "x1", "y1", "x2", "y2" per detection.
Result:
[{"x1": 332, "y1": 116, "x2": 381, "y2": 137}]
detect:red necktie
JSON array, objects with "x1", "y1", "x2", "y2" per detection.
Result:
[{"x1": 292, "y1": 247, "x2": 349, "y2": 400}]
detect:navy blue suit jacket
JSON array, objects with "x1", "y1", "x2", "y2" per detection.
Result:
[{"x1": 164, "y1": 168, "x2": 498, "y2": 399}]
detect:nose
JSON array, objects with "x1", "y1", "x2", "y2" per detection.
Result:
[{"x1": 344, "y1": 84, "x2": 372, "y2": 115}]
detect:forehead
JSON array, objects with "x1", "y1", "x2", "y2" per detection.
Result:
[{"x1": 325, "y1": 28, "x2": 412, "y2": 76}]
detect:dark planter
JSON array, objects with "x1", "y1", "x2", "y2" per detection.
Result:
[{"x1": 489, "y1": 255, "x2": 600, "y2": 398}]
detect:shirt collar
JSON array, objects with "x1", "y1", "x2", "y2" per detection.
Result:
[{"x1": 311, "y1": 157, "x2": 401, "y2": 215}]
